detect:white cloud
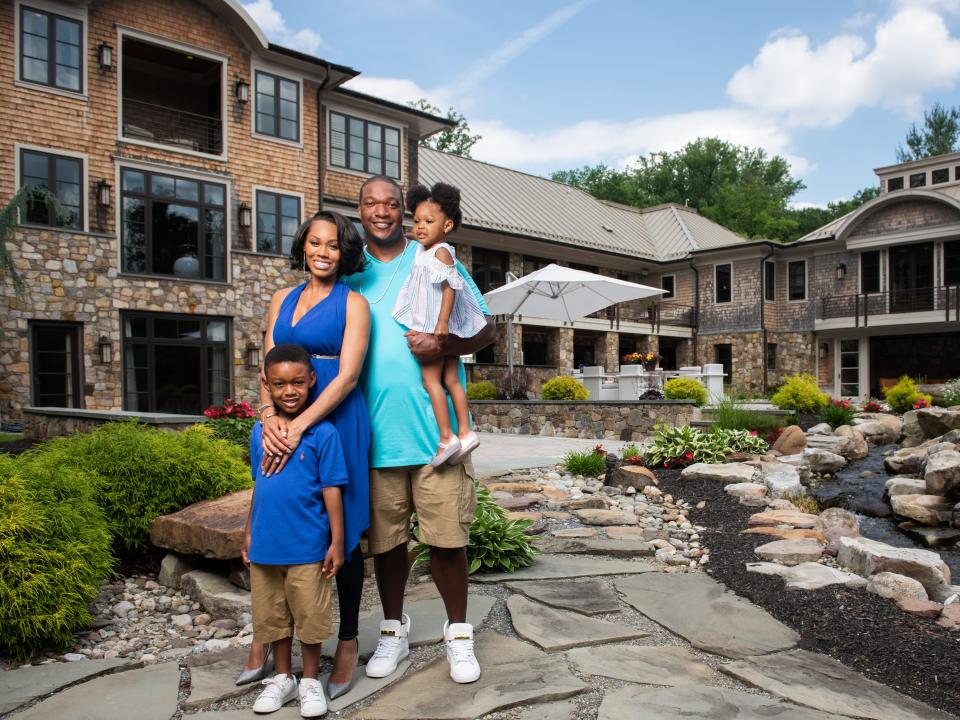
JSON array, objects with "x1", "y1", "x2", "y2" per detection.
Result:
[
  {"x1": 727, "y1": 7, "x2": 960, "y2": 126},
  {"x1": 842, "y1": 11, "x2": 877, "y2": 30},
  {"x1": 241, "y1": 0, "x2": 323, "y2": 54}
]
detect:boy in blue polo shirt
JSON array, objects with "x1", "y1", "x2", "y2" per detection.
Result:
[{"x1": 243, "y1": 343, "x2": 347, "y2": 717}]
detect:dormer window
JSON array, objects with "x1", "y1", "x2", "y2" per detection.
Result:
[
  {"x1": 932, "y1": 168, "x2": 949, "y2": 184},
  {"x1": 910, "y1": 172, "x2": 926, "y2": 188},
  {"x1": 887, "y1": 177, "x2": 904, "y2": 191}
]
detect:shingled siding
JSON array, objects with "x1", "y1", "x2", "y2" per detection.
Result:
[
  {"x1": 697, "y1": 260, "x2": 762, "y2": 333},
  {"x1": 847, "y1": 199, "x2": 960, "y2": 239}
]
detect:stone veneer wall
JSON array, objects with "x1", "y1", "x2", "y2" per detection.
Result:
[
  {"x1": 21, "y1": 407, "x2": 205, "y2": 440},
  {"x1": 696, "y1": 331, "x2": 764, "y2": 395},
  {"x1": 469, "y1": 400, "x2": 694, "y2": 441},
  {"x1": 767, "y1": 331, "x2": 816, "y2": 388}
]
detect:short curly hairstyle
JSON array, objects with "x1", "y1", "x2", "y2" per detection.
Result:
[
  {"x1": 406, "y1": 182, "x2": 462, "y2": 231},
  {"x1": 290, "y1": 210, "x2": 367, "y2": 277}
]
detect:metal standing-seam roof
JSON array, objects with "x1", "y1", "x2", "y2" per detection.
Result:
[{"x1": 417, "y1": 148, "x2": 748, "y2": 262}]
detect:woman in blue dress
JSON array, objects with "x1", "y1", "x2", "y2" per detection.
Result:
[{"x1": 237, "y1": 210, "x2": 371, "y2": 700}]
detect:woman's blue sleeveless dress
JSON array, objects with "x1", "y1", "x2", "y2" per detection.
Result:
[{"x1": 272, "y1": 281, "x2": 370, "y2": 556}]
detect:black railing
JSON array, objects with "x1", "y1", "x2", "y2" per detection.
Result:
[
  {"x1": 122, "y1": 99, "x2": 223, "y2": 155},
  {"x1": 818, "y1": 286, "x2": 960, "y2": 325}
]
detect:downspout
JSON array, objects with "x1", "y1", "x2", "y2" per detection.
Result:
[
  {"x1": 688, "y1": 257, "x2": 699, "y2": 365},
  {"x1": 316, "y1": 64, "x2": 332, "y2": 210},
  {"x1": 760, "y1": 246, "x2": 774, "y2": 395}
]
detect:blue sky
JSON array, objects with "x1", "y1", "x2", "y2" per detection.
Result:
[{"x1": 243, "y1": 0, "x2": 960, "y2": 208}]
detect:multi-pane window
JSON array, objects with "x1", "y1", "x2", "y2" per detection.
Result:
[
  {"x1": 661, "y1": 275, "x2": 675, "y2": 300},
  {"x1": 764, "y1": 261, "x2": 775, "y2": 301},
  {"x1": 715, "y1": 264, "x2": 732, "y2": 303},
  {"x1": 887, "y1": 177, "x2": 904, "y2": 191},
  {"x1": 123, "y1": 312, "x2": 230, "y2": 414},
  {"x1": 945, "y1": 240, "x2": 960, "y2": 285},
  {"x1": 329, "y1": 111, "x2": 401, "y2": 179},
  {"x1": 861, "y1": 250, "x2": 881, "y2": 293},
  {"x1": 20, "y1": 149, "x2": 82, "y2": 229},
  {"x1": 910, "y1": 172, "x2": 926, "y2": 188},
  {"x1": 255, "y1": 71, "x2": 299, "y2": 141},
  {"x1": 472, "y1": 248, "x2": 508, "y2": 294},
  {"x1": 256, "y1": 190, "x2": 300, "y2": 255},
  {"x1": 30, "y1": 321, "x2": 82, "y2": 407},
  {"x1": 120, "y1": 168, "x2": 227, "y2": 281},
  {"x1": 788, "y1": 261, "x2": 806, "y2": 301},
  {"x1": 20, "y1": 6, "x2": 82, "y2": 92},
  {"x1": 932, "y1": 168, "x2": 949, "y2": 184}
]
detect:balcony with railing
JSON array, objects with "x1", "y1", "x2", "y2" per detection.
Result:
[
  {"x1": 817, "y1": 286, "x2": 960, "y2": 326},
  {"x1": 122, "y1": 99, "x2": 222, "y2": 155}
]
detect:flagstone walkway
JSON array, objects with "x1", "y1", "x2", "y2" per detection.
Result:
[{"x1": 3, "y1": 435, "x2": 956, "y2": 719}]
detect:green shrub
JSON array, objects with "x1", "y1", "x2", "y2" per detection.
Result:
[
  {"x1": 620, "y1": 444, "x2": 641, "y2": 460},
  {"x1": 39, "y1": 421, "x2": 252, "y2": 552},
  {"x1": 941, "y1": 378, "x2": 960, "y2": 407},
  {"x1": 710, "y1": 396, "x2": 783, "y2": 433},
  {"x1": 819, "y1": 399, "x2": 856, "y2": 429},
  {"x1": 645, "y1": 425, "x2": 767, "y2": 467},
  {"x1": 0, "y1": 452, "x2": 113, "y2": 659},
  {"x1": 206, "y1": 417, "x2": 256, "y2": 450},
  {"x1": 412, "y1": 482, "x2": 539, "y2": 574},
  {"x1": 466, "y1": 381, "x2": 498, "y2": 400},
  {"x1": 663, "y1": 377, "x2": 708, "y2": 406},
  {"x1": 562, "y1": 449, "x2": 606, "y2": 476},
  {"x1": 770, "y1": 373, "x2": 828, "y2": 414},
  {"x1": 541, "y1": 376, "x2": 589, "y2": 401},
  {"x1": 883, "y1": 375, "x2": 933, "y2": 413}
]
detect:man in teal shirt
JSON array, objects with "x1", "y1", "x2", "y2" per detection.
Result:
[{"x1": 344, "y1": 176, "x2": 495, "y2": 685}]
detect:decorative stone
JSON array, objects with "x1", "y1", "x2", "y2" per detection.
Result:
[
  {"x1": 616, "y1": 573, "x2": 798, "y2": 659},
  {"x1": 837, "y1": 536, "x2": 953, "y2": 602},
  {"x1": 149, "y1": 489, "x2": 250, "y2": 559},
  {"x1": 485, "y1": 482, "x2": 545, "y2": 494},
  {"x1": 896, "y1": 597, "x2": 944, "y2": 617},
  {"x1": 746, "y1": 562, "x2": 867, "y2": 591},
  {"x1": 720, "y1": 649, "x2": 955, "y2": 720},
  {"x1": 742, "y1": 527, "x2": 825, "y2": 542},
  {"x1": 890, "y1": 494, "x2": 953, "y2": 526},
  {"x1": 550, "y1": 527, "x2": 597, "y2": 538},
  {"x1": 852, "y1": 413, "x2": 904, "y2": 445},
  {"x1": 866, "y1": 572, "x2": 929, "y2": 602},
  {"x1": 471, "y1": 554, "x2": 656, "y2": 583},
  {"x1": 924, "y1": 449, "x2": 960, "y2": 499},
  {"x1": 724, "y1": 482, "x2": 768, "y2": 504},
  {"x1": 806, "y1": 423, "x2": 833, "y2": 435},
  {"x1": 505, "y1": 578, "x2": 621, "y2": 615},
  {"x1": 772, "y1": 425, "x2": 806, "y2": 455},
  {"x1": 362, "y1": 632, "x2": 586, "y2": 719},
  {"x1": 754, "y1": 539, "x2": 823, "y2": 565},
  {"x1": 805, "y1": 433, "x2": 854, "y2": 459},
  {"x1": 0, "y1": 659, "x2": 130, "y2": 715},
  {"x1": 566, "y1": 644, "x2": 718, "y2": 686},
  {"x1": 680, "y1": 463, "x2": 758, "y2": 483},
  {"x1": 885, "y1": 477, "x2": 927, "y2": 496},
  {"x1": 606, "y1": 526, "x2": 648, "y2": 540},
  {"x1": 507, "y1": 595, "x2": 644, "y2": 650},
  {"x1": 610, "y1": 464, "x2": 657, "y2": 490},
  {"x1": 572, "y1": 509, "x2": 637, "y2": 526},
  {"x1": 158, "y1": 553, "x2": 195, "y2": 590},
  {"x1": 598, "y1": 685, "x2": 836, "y2": 720},
  {"x1": 748, "y1": 509, "x2": 819, "y2": 529},
  {"x1": 898, "y1": 521, "x2": 960, "y2": 547},
  {"x1": 180, "y1": 570, "x2": 251, "y2": 617},
  {"x1": 915, "y1": 407, "x2": 960, "y2": 438},
  {"x1": 835, "y1": 425, "x2": 869, "y2": 460},
  {"x1": 802, "y1": 448, "x2": 846, "y2": 474},
  {"x1": 760, "y1": 462, "x2": 803, "y2": 499}
]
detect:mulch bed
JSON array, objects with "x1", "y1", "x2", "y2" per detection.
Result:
[{"x1": 655, "y1": 468, "x2": 960, "y2": 718}]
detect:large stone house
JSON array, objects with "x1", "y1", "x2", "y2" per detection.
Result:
[{"x1": 0, "y1": 0, "x2": 450, "y2": 419}]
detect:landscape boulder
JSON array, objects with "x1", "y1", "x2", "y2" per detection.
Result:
[
  {"x1": 852, "y1": 413, "x2": 903, "y2": 445},
  {"x1": 746, "y1": 562, "x2": 866, "y2": 591},
  {"x1": 890, "y1": 494, "x2": 954, "y2": 526},
  {"x1": 759, "y1": 462, "x2": 803, "y2": 499},
  {"x1": 835, "y1": 425, "x2": 869, "y2": 460},
  {"x1": 900, "y1": 410, "x2": 925, "y2": 447},
  {"x1": 837, "y1": 536, "x2": 953, "y2": 602},
  {"x1": 149, "y1": 489, "x2": 250, "y2": 560},
  {"x1": 815, "y1": 507, "x2": 860, "y2": 556},
  {"x1": 884, "y1": 477, "x2": 927, "y2": 497},
  {"x1": 754, "y1": 539, "x2": 823, "y2": 566},
  {"x1": 804, "y1": 433, "x2": 855, "y2": 459},
  {"x1": 924, "y1": 449, "x2": 960, "y2": 499},
  {"x1": 772, "y1": 425, "x2": 806, "y2": 455},
  {"x1": 724, "y1": 482, "x2": 768, "y2": 505},
  {"x1": 748, "y1": 509, "x2": 819, "y2": 529},
  {"x1": 573, "y1": 509, "x2": 637, "y2": 526},
  {"x1": 680, "y1": 463, "x2": 758, "y2": 484},
  {"x1": 884, "y1": 445, "x2": 928, "y2": 475},
  {"x1": 915, "y1": 408, "x2": 960, "y2": 439},
  {"x1": 866, "y1": 572, "x2": 929, "y2": 602},
  {"x1": 806, "y1": 423, "x2": 833, "y2": 435},
  {"x1": 802, "y1": 448, "x2": 846, "y2": 474},
  {"x1": 610, "y1": 464, "x2": 657, "y2": 490}
]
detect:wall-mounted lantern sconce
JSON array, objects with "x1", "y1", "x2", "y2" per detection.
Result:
[
  {"x1": 96, "y1": 180, "x2": 111, "y2": 207},
  {"x1": 245, "y1": 342, "x2": 260, "y2": 369},
  {"x1": 98, "y1": 43, "x2": 114, "y2": 70},
  {"x1": 238, "y1": 202, "x2": 252, "y2": 228},
  {"x1": 818, "y1": 343, "x2": 828, "y2": 360},
  {"x1": 235, "y1": 79, "x2": 250, "y2": 104},
  {"x1": 98, "y1": 336, "x2": 113, "y2": 364},
  {"x1": 836, "y1": 263, "x2": 847, "y2": 281}
]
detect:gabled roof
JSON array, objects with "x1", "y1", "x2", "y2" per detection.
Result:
[{"x1": 417, "y1": 148, "x2": 748, "y2": 262}]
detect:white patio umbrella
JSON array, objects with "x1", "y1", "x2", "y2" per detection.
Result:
[{"x1": 482, "y1": 264, "x2": 666, "y2": 394}]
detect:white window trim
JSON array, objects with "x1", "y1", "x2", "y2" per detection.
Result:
[
  {"x1": 714, "y1": 263, "x2": 733, "y2": 304},
  {"x1": 858, "y1": 250, "x2": 883, "y2": 294},
  {"x1": 116, "y1": 26, "x2": 229, "y2": 162},
  {"x1": 14, "y1": 142, "x2": 90, "y2": 233},
  {"x1": 114, "y1": 158, "x2": 233, "y2": 283},
  {"x1": 660, "y1": 273, "x2": 675, "y2": 300},
  {"x1": 250, "y1": 61, "x2": 305, "y2": 149},
  {"x1": 787, "y1": 259, "x2": 807, "y2": 302},
  {"x1": 763, "y1": 260, "x2": 776, "y2": 303},
  {"x1": 251, "y1": 185, "x2": 305, "y2": 257},
  {"x1": 324, "y1": 104, "x2": 405, "y2": 182},
  {"x1": 14, "y1": 0, "x2": 88, "y2": 99}
]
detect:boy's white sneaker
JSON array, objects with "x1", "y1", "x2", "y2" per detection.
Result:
[
  {"x1": 443, "y1": 621, "x2": 481, "y2": 684},
  {"x1": 253, "y1": 673, "x2": 298, "y2": 713},
  {"x1": 365, "y1": 613, "x2": 410, "y2": 678},
  {"x1": 298, "y1": 677, "x2": 327, "y2": 717}
]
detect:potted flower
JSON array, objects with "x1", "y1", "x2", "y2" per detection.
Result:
[
  {"x1": 621, "y1": 352, "x2": 642, "y2": 365},
  {"x1": 642, "y1": 351, "x2": 661, "y2": 371}
]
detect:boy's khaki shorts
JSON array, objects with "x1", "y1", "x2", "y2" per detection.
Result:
[
  {"x1": 368, "y1": 459, "x2": 477, "y2": 555},
  {"x1": 250, "y1": 561, "x2": 332, "y2": 645}
]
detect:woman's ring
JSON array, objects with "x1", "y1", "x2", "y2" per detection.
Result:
[{"x1": 273, "y1": 456, "x2": 281, "y2": 463}]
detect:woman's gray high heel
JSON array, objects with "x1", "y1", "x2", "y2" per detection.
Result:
[
  {"x1": 327, "y1": 638, "x2": 359, "y2": 700},
  {"x1": 234, "y1": 644, "x2": 274, "y2": 686}
]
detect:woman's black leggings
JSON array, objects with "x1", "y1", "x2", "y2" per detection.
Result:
[{"x1": 335, "y1": 547, "x2": 364, "y2": 641}]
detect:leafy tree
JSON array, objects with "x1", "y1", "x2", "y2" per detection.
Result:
[
  {"x1": 896, "y1": 102, "x2": 960, "y2": 162},
  {"x1": 786, "y1": 186, "x2": 880, "y2": 239},
  {"x1": 410, "y1": 99, "x2": 481, "y2": 158}
]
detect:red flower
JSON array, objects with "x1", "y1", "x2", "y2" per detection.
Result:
[
  {"x1": 749, "y1": 430, "x2": 758, "y2": 436},
  {"x1": 594, "y1": 443, "x2": 605, "y2": 455},
  {"x1": 912, "y1": 398, "x2": 930, "y2": 409}
]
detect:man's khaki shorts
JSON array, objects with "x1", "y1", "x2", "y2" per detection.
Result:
[
  {"x1": 250, "y1": 561, "x2": 333, "y2": 645},
  {"x1": 368, "y1": 459, "x2": 477, "y2": 555}
]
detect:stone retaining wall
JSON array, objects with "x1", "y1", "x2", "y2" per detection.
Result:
[
  {"x1": 22, "y1": 407, "x2": 205, "y2": 440},
  {"x1": 466, "y1": 364, "x2": 559, "y2": 398},
  {"x1": 469, "y1": 400, "x2": 695, "y2": 440}
]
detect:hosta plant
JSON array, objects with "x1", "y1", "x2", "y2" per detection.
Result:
[
  {"x1": 412, "y1": 482, "x2": 539, "y2": 574},
  {"x1": 644, "y1": 425, "x2": 767, "y2": 468}
]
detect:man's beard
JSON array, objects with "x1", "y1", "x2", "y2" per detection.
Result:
[{"x1": 364, "y1": 226, "x2": 404, "y2": 247}]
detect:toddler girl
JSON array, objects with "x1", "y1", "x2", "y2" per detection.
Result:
[{"x1": 393, "y1": 182, "x2": 487, "y2": 466}]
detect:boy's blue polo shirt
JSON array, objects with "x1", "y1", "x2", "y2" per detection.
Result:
[
  {"x1": 247, "y1": 420, "x2": 348, "y2": 565},
  {"x1": 344, "y1": 241, "x2": 489, "y2": 469}
]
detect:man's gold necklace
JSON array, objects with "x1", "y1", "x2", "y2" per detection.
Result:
[{"x1": 361, "y1": 239, "x2": 410, "y2": 305}]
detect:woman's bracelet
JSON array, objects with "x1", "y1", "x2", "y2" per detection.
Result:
[
  {"x1": 256, "y1": 403, "x2": 273, "y2": 415},
  {"x1": 261, "y1": 411, "x2": 277, "y2": 421}
]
